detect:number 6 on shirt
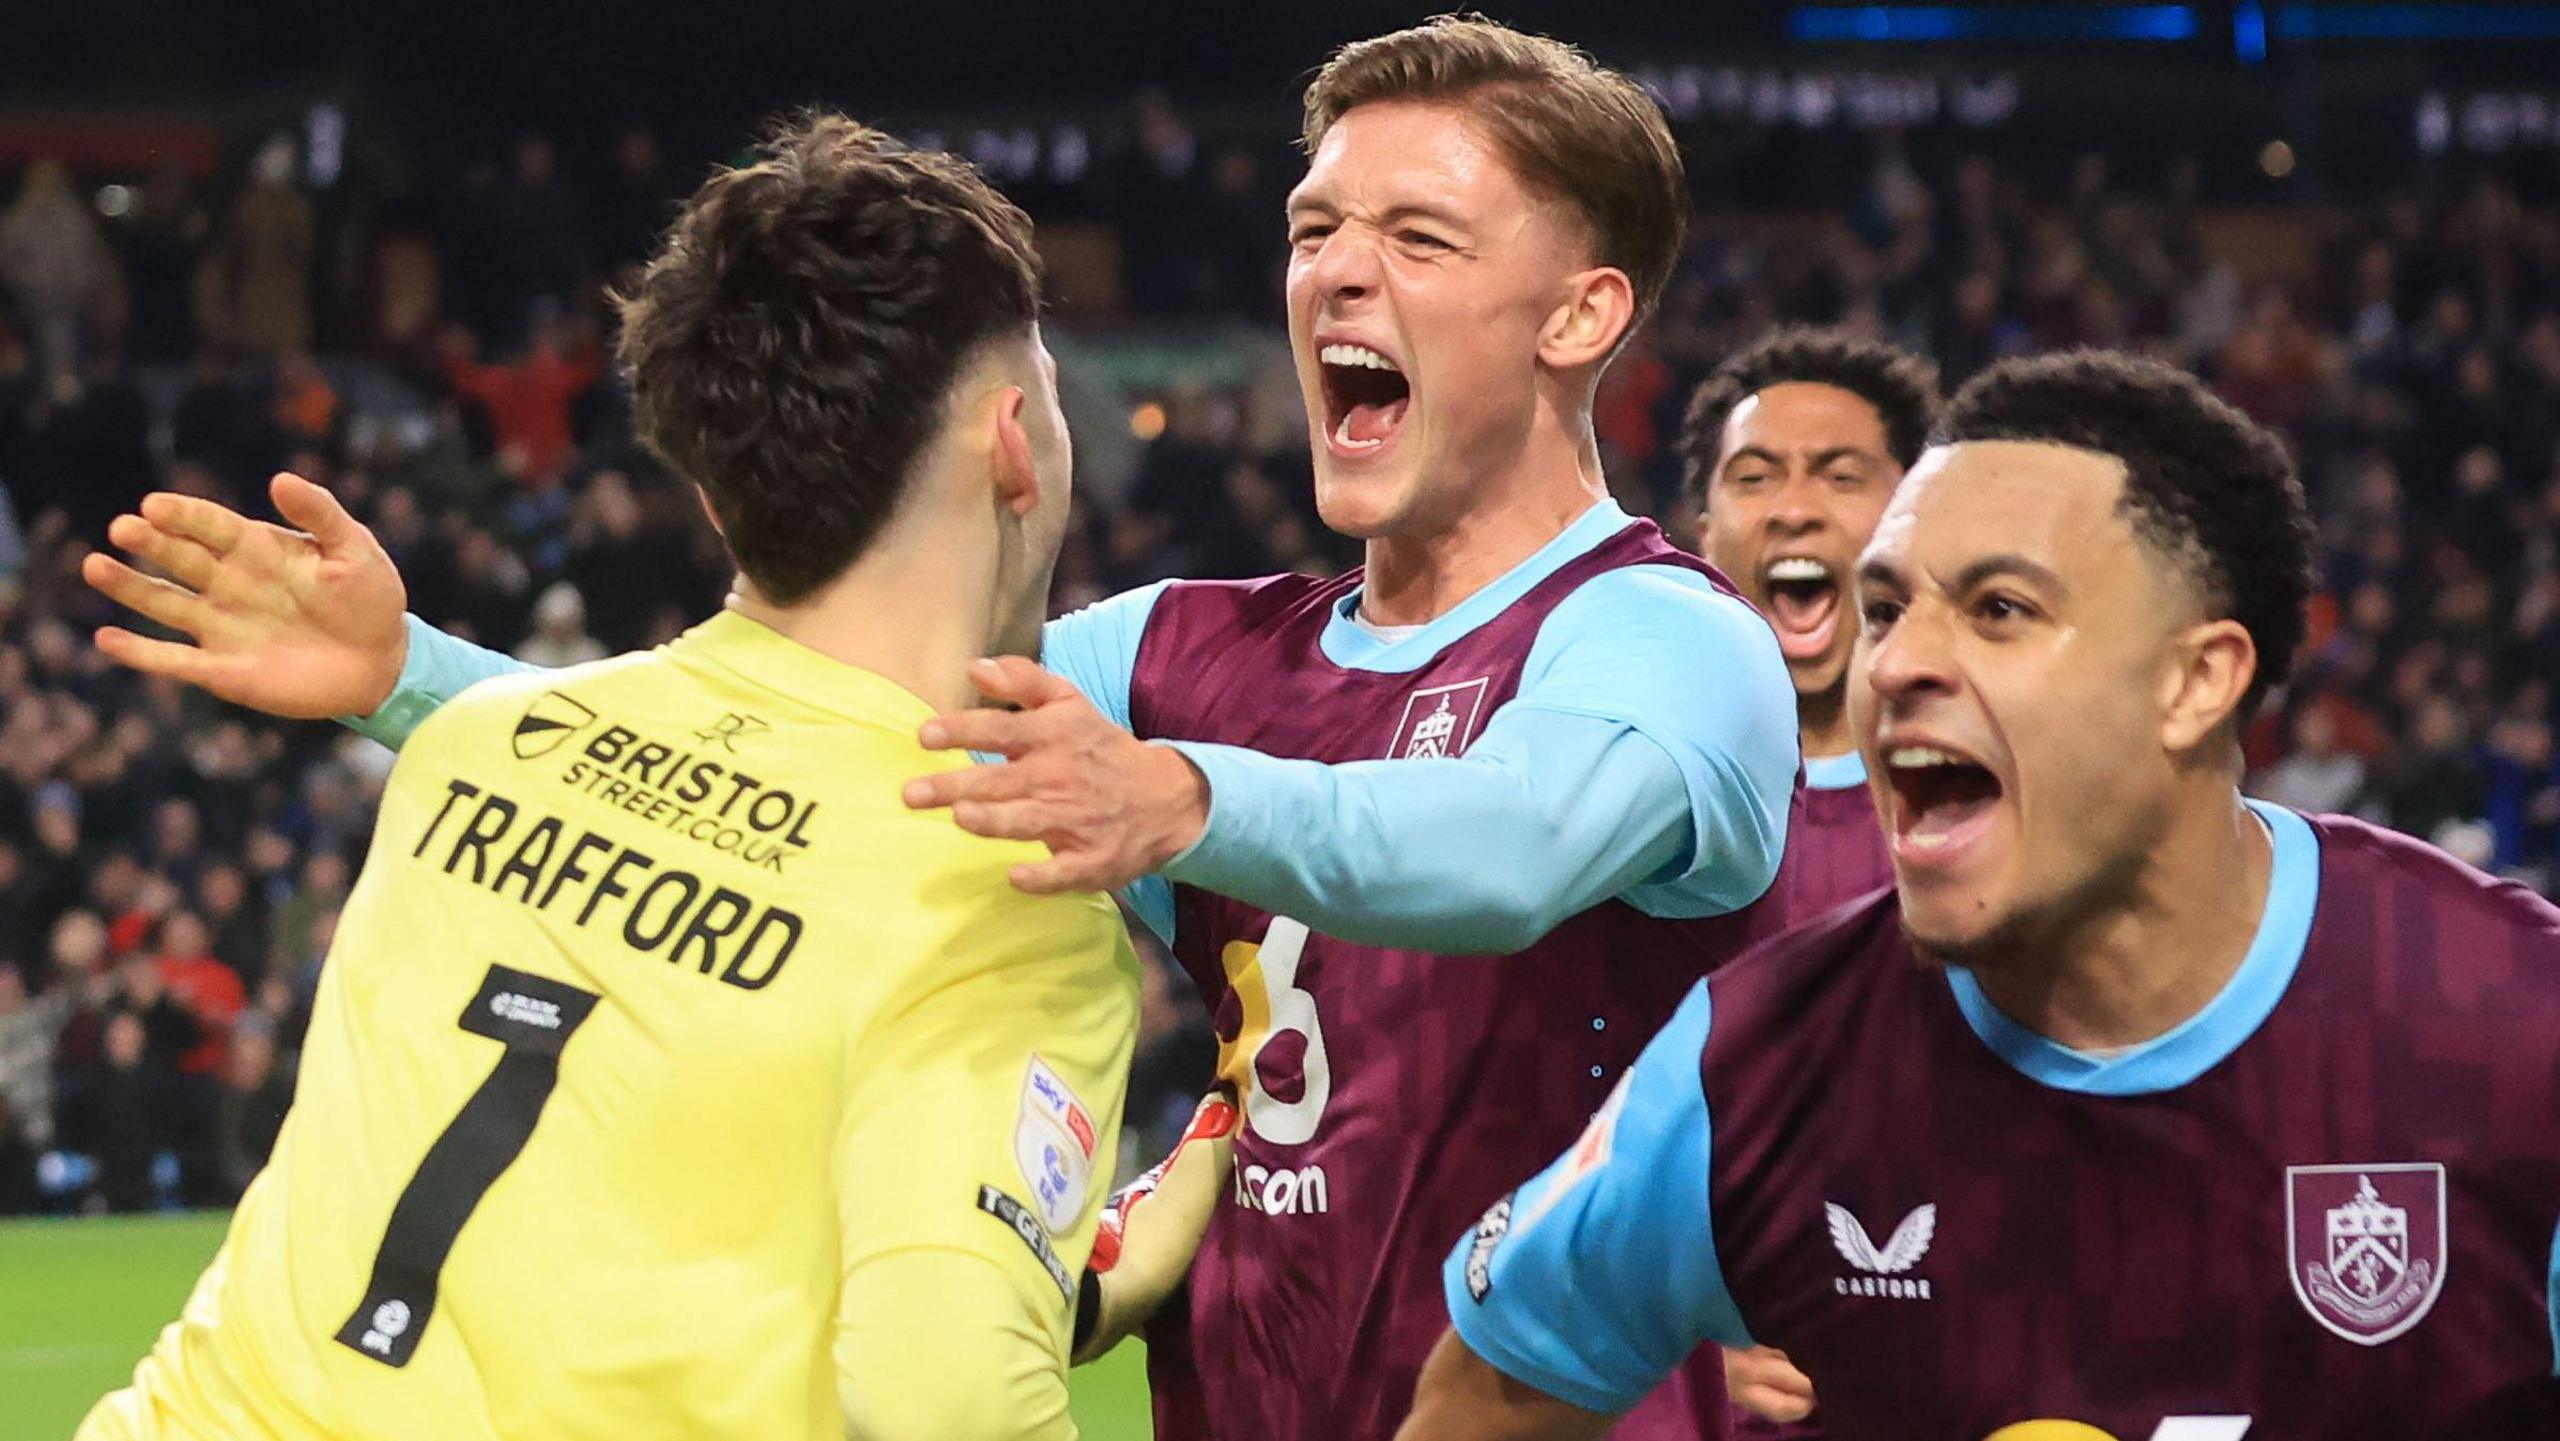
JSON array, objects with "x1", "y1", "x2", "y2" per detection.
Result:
[{"x1": 1217, "y1": 917, "x2": 1332, "y2": 1146}]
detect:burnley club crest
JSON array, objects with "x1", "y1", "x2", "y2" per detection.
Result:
[{"x1": 2284, "y1": 1162, "x2": 2447, "y2": 1346}]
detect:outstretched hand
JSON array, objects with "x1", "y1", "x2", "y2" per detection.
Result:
[
  {"x1": 902, "y1": 655, "x2": 1210, "y2": 896},
  {"x1": 82, "y1": 472, "x2": 411, "y2": 720}
]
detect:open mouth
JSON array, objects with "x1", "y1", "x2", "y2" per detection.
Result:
[
  {"x1": 1761, "y1": 556, "x2": 1840, "y2": 663},
  {"x1": 1318, "y1": 342, "x2": 1411, "y2": 457},
  {"x1": 1883, "y1": 744, "x2": 2004, "y2": 862}
]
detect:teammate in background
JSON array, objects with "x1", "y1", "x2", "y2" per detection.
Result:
[
  {"x1": 86, "y1": 21, "x2": 1800, "y2": 1440},
  {"x1": 78, "y1": 117, "x2": 1139, "y2": 1441},
  {"x1": 1684, "y1": 328, "x2": 1936, "y2": 923},
  {"x1": 1653, "y1": 331, "x2": 1939, "y2": 1433},
  {"x1": 1404, "y1": 352, "x2": 2560, "y2": 1440}
]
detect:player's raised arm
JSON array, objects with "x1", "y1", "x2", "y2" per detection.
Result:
[{"x1": 907, "y1": 564, "x2": 1797, "y2": 952}]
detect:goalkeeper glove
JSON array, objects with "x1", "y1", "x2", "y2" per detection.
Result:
[{"x1": 1071, "y1": 1087, "x2": 1239, "y2": 1364}]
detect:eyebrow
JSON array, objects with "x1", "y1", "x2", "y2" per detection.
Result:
[
  {"x1": 1283, "y1": 196, "x2": 1470, "y2": 233},
  {"x1": 1950, "y1": 553, "x2": 2070, "y2": 598},
  {"x1": 1855, "y1": 551, "x2": 2069, "y2": 598},
  {"x1": 1722, "y1": 444, "x2": 1877, "y2": 473}
]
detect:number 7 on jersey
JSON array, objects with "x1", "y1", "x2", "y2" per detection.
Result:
[{"x1": 336, "y1": 964, "x2": 601, "y2": 1367}]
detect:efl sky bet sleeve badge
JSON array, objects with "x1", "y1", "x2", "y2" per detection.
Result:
[{"x1": 1016, "y1": 1054, "x2": 1099, "y2": 1234}]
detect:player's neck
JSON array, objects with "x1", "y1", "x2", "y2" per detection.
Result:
[
  {"x1": 728, "y1": 516, "x2": 996, "y2": 716},
  {"x1": 1976, "y1": 788, "x2": 2274, "y2": 1054},
  {"x1": 1799, "y1": 685, "x2": 1854, "y2": 760},
  {"x1": 1359, "y1": 423, "x2": 1607, "y2": 627}
]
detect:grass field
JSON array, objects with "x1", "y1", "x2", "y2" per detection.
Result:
[{"x1": 0, "y1": 1213, "x2": 1154, "y2": 1440}]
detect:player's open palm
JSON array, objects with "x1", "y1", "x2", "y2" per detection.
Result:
[
  {"x1": 82, "y1": 472, "x2": 410, "y2": 720},
  {"x1": 905, "y1": 655, "x2": 1210, "y2": 895}
]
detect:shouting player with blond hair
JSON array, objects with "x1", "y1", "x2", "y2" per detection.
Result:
[{"x1": 79, "y1": 115, "x2": 1136, "y2": 1441}]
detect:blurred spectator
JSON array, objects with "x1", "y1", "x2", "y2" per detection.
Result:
[
  {"x1": 1116, "y1": 89, "x2": 1208, "y2": 314},
  {"x1": 514, "y1": 580, "x2": 608, "y2": 666},
  {"x1": 57, "y1": 1008, "x2": 177, "y2": 1212},
  {"x1": 561, "y1": 470, "x2": 690, "y2": 651},
  {"x1": 119, "y1": 159, "x2": 209, "y2": 368},
  {"x1": 0, "y1": 159, "x2": 122, "y2": 386},
  {"x1": 194, "y1": 861, "x2": 267, "y2": 984},
  {"x1": 438, "y1": 312, "x2": 601, "y2": 485},
  {"x1": 2253, "y1": 704, "x2": 2371, "y2": 817},
  {"x1": 154, "y1": 910, "x2": 246, "y2": 1078},
  {"x1": 2482, "y1": 712, "x2": 2560, "y2": 885},
  {"x1": 265, "y1": 850, "x2": 349, "y2": 981},
  {"x1": 200, "y1": 136, "x2": 316, "y2": 359},
  {"x1": 596, "y1": 124, "x2": 680, "y2": 280},
  {"x1": 497, "y1": 135, "x2": 587, "y2": 337},
  {"x1": 212, "y1": 1013, "x2": 292, "y2": 1201},
  {"x1": 0, "y1": 961, "x2": 74, "y2": 1207},
  {"x1": 2372, "y1": 697, "x2": 2490, "y2": 841}
]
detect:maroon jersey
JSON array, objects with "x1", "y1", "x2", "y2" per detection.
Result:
[
  {"x1": 1695, "y1": 810, "x2": 2560, "y2": 1439},
  {"x1": 1765, "y1": 779, "x2": 1892, "y2": 925},
  {"x1": 1627, "y1": 776, "x2": 1893, "y2": 1441},
  {"x1": 1127, "y1": 520, "x2": 1774, "y2": 1440}
]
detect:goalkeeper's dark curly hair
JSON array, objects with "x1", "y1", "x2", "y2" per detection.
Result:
[
  {"x1": 616, "y1": 112, "x2": 1041, "y2": 604},
  {"x1": 1937, "y1": 349, "x2": 2316, "y2": 723},
  {"x1": 1678, "y1": 327, "x2": 1941, "y2": 501}
]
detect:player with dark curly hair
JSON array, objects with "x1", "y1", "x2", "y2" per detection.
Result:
[
  {"x1": 79, "y1": 114, "x2": 1138, "y2": 1441},
  {"x1": 1668, "y1": 329, "x2": 1941, "y2": 1435},
  {"x1": 1410, "y1": 351, "x2": 2560, "y2": 1441}
]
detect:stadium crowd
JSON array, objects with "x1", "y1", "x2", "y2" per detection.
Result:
[{"x1": 0, "y1": 102, "x2": 2555, "y2": 1216}]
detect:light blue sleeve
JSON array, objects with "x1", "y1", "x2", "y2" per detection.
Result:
[
  {"x1": 1443, "y1": 981, "x2": 1750, "y2": 1413},
  {"x1": 343, "y1": 614, "x2": 541, "y2": 749},
  {"x1": 1517, "y1": 565, "x2": 1797, "y2": 918},
  {"x1": 1039, "y1": 580, "x2": 1172, "y2": 732},
  {"x1": 2546, "y1": 1214, "x2": 2559, "y2": 1374},
  {"x1": 1041, "y1": 581, "x2": 1177, "y2": 944},
  {"x1": 1158, "y1": 566, "x2": 1796, "y2": 951},
  {"x1": 1164, "y1": 709, "x2": 1691, "y2": 952}
]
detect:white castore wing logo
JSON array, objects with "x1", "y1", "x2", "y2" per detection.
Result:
[{"x1": 1827, "y1": 1201, "x2": 1936, "y2": 1274}]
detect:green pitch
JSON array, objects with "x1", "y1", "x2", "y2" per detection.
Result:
[{"x1": 0, "y1": 1213, "x2": 1153, "y2": 1441}]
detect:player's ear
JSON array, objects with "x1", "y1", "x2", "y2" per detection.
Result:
[
  {"x1": 691, "y1": 485, "x2": 725, "y2": 538},
  {"x1": 990, "y1": 385, "x2": 1042, "y2": 519},
  {"x1": 2159, "y1": 617, "x2": 2257, "y2": 754},
  {"x1": 1537, "y1": 266, "x2": 1635, "y2": 373}
]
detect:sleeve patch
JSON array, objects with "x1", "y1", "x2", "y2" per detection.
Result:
[
  {"x1": 1464, "y1": 1191, "x2": 1516, "y2": 1303},
  {"x1": 1017, "y1": 1055, "x2": 1098, "y2": 1233},
  {"x1": 977, "y1": 1186, "x2": 1076, "y2": 1303},
  {"x1": 1515, "y1": 1067, "x2": 1632, "y2": 1237}
]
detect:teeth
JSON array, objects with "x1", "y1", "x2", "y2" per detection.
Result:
[
  {"x1": 1767, "y1": 558, "x2": 1831, "y2": 584},
  {"x1": 1320, "y1": 343, "x2": 1401, "y2": 373},
  {"x1": 1333, "y1": 413, "x2": 1384, "y2": 451},
  {"x1": 1887, "y1": 746, "x2": 1967, "y2": 770}
]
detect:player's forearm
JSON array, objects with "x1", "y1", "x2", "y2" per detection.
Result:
[
  {"x1": 837, "y1": 1248, "x2": 1076, "y2": 1441},
  {"x1": 1158, "y1": 712, "x2": 1691, "y2": 954},
  {"x1": 1395, "y1": 1331, "x2": 1617, "y2": 1441},
  {"x1": 342, "y1": 615, "x2": 543, "y2": 750}
]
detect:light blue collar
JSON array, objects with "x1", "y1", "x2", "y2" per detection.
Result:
[
  {"x1": 1318, "y1": 499, "x2": 1632, "y2": 673},
  {"x1": 1803, "y1": 750, "x2": 1868, "y2": 790},
  {"x1": 1943, "y1": 800, "x2": 2320, "y2": 1096}
]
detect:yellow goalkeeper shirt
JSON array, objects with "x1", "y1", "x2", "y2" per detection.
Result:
[{"x1": 80, "y1": 612, "x2": 1140, "y2": 1441}]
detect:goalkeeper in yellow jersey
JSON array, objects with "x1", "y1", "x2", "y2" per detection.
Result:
[{"x1": 75, "y1": 114, "x2": 1140, "y2": 1441}]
